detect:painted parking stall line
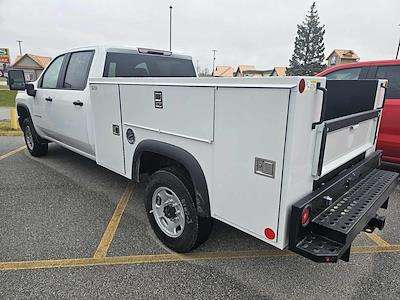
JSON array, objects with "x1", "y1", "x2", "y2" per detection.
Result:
[
  {"x1": 0, "y1": 245, "x2": 399, "y2": 272},
  {"x1": 93, "y1": 183, "x2": 135, "y2": 258},
  {"x1": 0, "y1": 146, "x2": 26, "y2": 161},
  {"x1": 366, "y1": 232, "x2": 391, "y2": 247}
]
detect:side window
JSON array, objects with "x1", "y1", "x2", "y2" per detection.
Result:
[
  {"x1": 376, "y1": 66, "x2": 400, "y2": 99},
  {"x1": 325, "y1": 67, "x2": 361, "y2": 80},
  {"x1": 40, "y1": 55, "x2": 65, "y2": 89},
  {"x1": 63, "y1": 51, "x2": 94, "y2": 90}
]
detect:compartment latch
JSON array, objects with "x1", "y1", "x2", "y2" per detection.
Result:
[{"x1": 254, "y1": 158, "x2": 275, "y2": 178}]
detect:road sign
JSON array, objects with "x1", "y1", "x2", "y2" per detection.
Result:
[{"x1": 0, "y1": 48, "x2": 10, "y2": 64}]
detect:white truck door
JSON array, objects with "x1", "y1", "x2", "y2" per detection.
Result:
[
  {"x1": 43, "y1": 51, "x2": 94, "y2": 155},
  {"x1": 33, "y1": 54, "x2": 67, "y2": 136}
]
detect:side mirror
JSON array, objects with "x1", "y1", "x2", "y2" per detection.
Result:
[{"x1": 8, "y1": 69, "x2": 26, "y2": 91}]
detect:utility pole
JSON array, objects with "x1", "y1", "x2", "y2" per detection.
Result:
[
  {"x1": 396, "y1": 24, "x2": 400, "y2": 59},
  {"x1": 169, "y1": 5, "x2": 173, "y2": 51},
  {"x1": 211, "y1": 50, "x2": 216, "y2": 76},
  {"x1": 16, "y1": 40, "x2": 23, "y2": 56}
]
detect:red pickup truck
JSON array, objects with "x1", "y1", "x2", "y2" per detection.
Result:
[{"x1": 318, "y1": 60, "x2": 400, "y2": 164}]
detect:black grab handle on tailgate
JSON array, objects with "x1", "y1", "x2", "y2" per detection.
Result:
[{"x1": 315, "y1": 82, "x2": 328, "y2": 127}]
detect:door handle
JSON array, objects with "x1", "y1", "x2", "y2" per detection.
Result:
[
  {"x1": 73, "y1": 100, "x2": 83, "y2": 107},
  {"x1": 45, "y1": 97, "x2": 53, "y2": 102}
]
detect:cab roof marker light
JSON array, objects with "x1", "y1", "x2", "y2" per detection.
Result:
[{"x1": 138, "y1": 48, "x2": 172, "y2": 56}]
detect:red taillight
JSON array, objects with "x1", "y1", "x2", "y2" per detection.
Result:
[
  {"x1": 301, "y1": 206, "x2": 311, "y2": 226},
  {"x1": 298, "y1": 79, "x2": 306, "y2": 93},
  {"x1": 264, "y1": 227, "x2": 276, "y2": 240}
]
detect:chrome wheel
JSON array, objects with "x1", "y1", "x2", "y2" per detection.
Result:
[
  {"x1": 24, "y1": 125, "x2": 34, "y2": 151},
  {"x1": 152, "y1": 187, "x2": 185, "y2": 238}
]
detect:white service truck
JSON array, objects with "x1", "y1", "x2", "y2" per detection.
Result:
[{"x1": 8, "y1": 45, "x2": 398, "y2": 263}]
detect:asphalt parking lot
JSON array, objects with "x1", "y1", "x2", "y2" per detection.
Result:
[{"x1": 1, "y1": 136, "x2": 399, "y2": 299}]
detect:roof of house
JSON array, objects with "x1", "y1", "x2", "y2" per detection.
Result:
[
  {"x1": 213, "y1": 66, "x2": 234, "y2": 77},
  {"x1": 327, "y1": 49, "x2": 359, "y2": 60},
  {"x1": 13, "y1": 54, "x2": 52, "y2": 69},
  {"x1": 236, "y1": 65, "x2": 256, "y2": 74},
  {"x1": 271, "y1": 67, "x2": 287, "y2": 76}
]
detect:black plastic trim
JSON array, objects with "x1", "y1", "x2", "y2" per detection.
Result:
[
  {"x1": 316, "y1": 126, "x2": 328, "y2": 177},
  {"x1": 16, "y1": 103, "x2": 31, "y2": 128},
  {"x1": 325, "y1": 110, "x2": 380, "y2": 132},
  {"x1": 316, "y1": 82, "x2": 328, "y2": 124},
  {"x1": 132, "y1": 140, "x2": 210, "y2": 217}
]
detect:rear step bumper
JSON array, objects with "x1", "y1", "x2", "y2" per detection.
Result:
[{"x1": 289, "y1": 151, "x2": 399, "y2": 263}]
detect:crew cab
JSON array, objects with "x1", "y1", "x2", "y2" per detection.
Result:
[
  {"x1": 318, "y1": 60, "x2": 400, "y2": 164},
  {"x1": 8, "y1": 46, "x2": 399, "y2": 263}
]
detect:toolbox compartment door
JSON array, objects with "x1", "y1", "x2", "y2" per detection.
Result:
[{"x1": 90, "y1": 84, "x2": 126, "y2": 175}]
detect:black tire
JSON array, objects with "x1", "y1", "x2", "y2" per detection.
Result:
[
  {"x1": 22, "y1": 118, "x2": 48, "y2": 157},
  {"x1": 145, "y1": 166, "x2": 213, "y2": 252},
  {"x1": 163, "y1": 166, "x2": 213, "y2": 249}
]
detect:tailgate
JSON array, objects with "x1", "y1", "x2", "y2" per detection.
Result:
[{"x1": 312, "y1": 80, "x2": 387, "y2": 178}]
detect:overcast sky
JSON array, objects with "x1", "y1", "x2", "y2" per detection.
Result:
[{"x1": 1, "y1": 0, "x2": 399, "y2": 71}]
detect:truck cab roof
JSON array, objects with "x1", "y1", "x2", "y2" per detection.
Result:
[{"x1": 63, "y1": 45, "x2": 193, "y2": 60}]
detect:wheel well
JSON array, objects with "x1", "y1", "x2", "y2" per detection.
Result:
[
  {"x1": 133, "y1": 140, "x2": 211, "y2": 217},
  {"x1": 17, "y1": 105, "x2": 30, "y2": 119},
  {"x1": 17, "y1": 105, "x2": 30, "y2": 128},
  {"x1": 139, "y1": 151, "x2": 191, "y2": 183}
]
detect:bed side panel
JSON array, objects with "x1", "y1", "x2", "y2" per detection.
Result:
[{"x1": 212, "y1": 87, "x2": 290, "y2": 245}]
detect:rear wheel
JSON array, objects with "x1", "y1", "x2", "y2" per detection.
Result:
[
  {"x1": 22, "y1": 118, "x2": 48, "y2": 157},
  {"x1": 145, "y1": 167, "x2": 213, "y2": 252}
]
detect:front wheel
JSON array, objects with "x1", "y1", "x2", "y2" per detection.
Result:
[
  {"x1": 22, "y1": 118, "x2": 48, "y2": 157},
  {"x1": 145, "y1": 167, "x2": 212, "y2": 252}
]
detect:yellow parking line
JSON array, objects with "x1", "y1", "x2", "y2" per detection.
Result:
[
  {"x1": 366, "y1": 232, "x2": 391, "y2": 247},
  {"x1": 0, "y1": 146, "x2": 26, "y2": 161},
  {"x1": 93, "y1": 184, "x2": 135, "y2": 258},
  {"x1": 0, "y1": 245, "x2": 399, "y2": 271}
]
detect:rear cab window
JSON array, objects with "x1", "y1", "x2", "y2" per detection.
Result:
[{"x1": 103, "y1": 52, "x2": 196, "y2": 77}]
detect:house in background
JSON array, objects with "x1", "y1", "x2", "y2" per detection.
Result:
[
  {"x1": 270, "y1": 67, "x2": 287, "y2": 76},
  {"x1": 242, "y1": 69, "x2": 272, "y2": 77},
  {"x1": 235, "y1": 65, "x2": 256, "y2": 77},
  {"x1": 326, "y1": 49, "x2": 359, "y2": 67},
  {"x1": 213, "y1": 66, "x2": 234, "y2": 77},
  {"x1": 11, "y1": 54, "x2": 52, "y2": 81},
  {"x1": 213, "y1": 65, "x2": 283, "y2": 78}
]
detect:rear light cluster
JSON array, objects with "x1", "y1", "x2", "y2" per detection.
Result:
[
  {"x1": 298, "y1": 79, "x2": 306, "y2": 93},
  {"x1": 301, "y1": 206, "x2": 311, "y2": 226}
]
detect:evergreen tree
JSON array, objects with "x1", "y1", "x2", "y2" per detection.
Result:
[{"x1": 287, "y1": 2, "x2": 326, "y2": 76}]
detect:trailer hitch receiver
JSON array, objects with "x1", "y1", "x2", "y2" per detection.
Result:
[{"x1": 363, "y1": 214, "x2": 385, "y2": 232}]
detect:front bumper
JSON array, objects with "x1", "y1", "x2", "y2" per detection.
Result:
[{"x1": 289, "y1": 151, "x2": 399, "y2": 263}]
